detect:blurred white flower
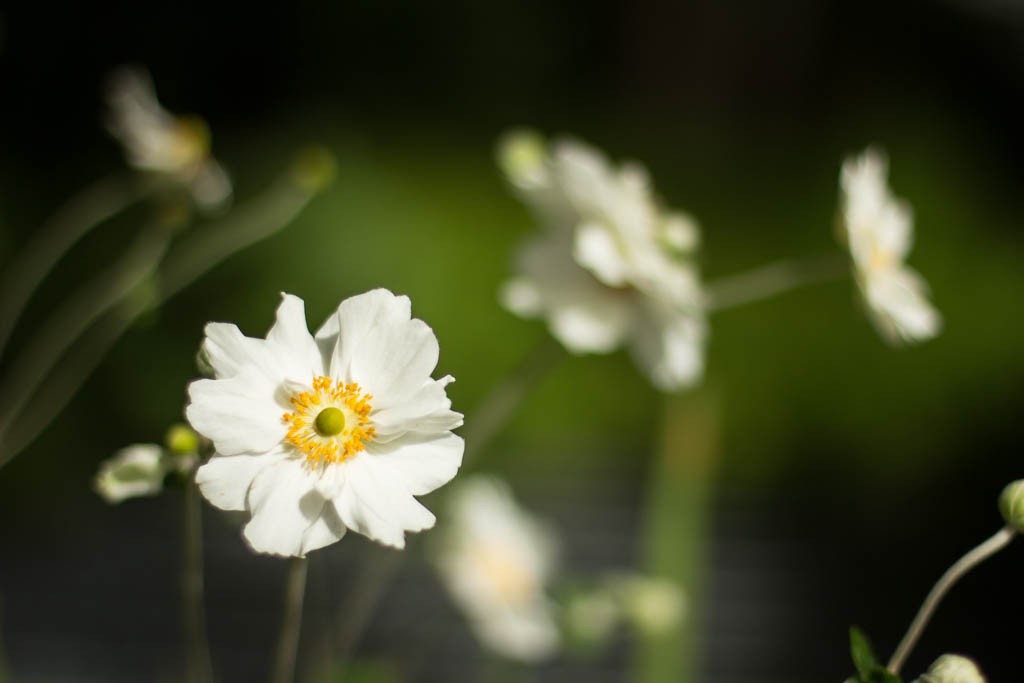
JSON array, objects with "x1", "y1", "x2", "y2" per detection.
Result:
[
  {"x1": 106, "y1": 66, "x2": 232, "y2": 210},
  {"x1": 186, "y1": 290, "x2": 463, "y2": 557},
  {"x1": 498, "y1": 130, "x2": 706, "y2": 392},
  {"x1": 839, "y1": 148, "x2": 941, "y2": 345},
  {"x1": 435, "y1": 476, "x2": 560, "y2": 662},
  {"x1": 93, "y1": 444, "x2": 169, "y2": 504}
]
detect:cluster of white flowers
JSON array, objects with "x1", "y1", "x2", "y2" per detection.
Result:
[
  {"x1": 498, "y1": 131, "x2": 707, "y2": 392},
  {"x1": 186, "y1": 289, "x2": 464, "y2": 557},
  {"x1": 838, "y1": 148, "x2": 941, "y2": 345},
  {"x1": 106, "y1": 66, "x2": 232, "y2": 210}
]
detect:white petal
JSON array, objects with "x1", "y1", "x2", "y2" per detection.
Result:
[
  {"x1": 243, "y1": 459, "x2": 326, "y2": 557},
  {"x1": 299, "y1": 502, "x2": 346, "y2": 555},
  {"x1": 863, "y1": 267, "x2": 942, "y2": 345},
  {"x1": 573, "y1": 222, "x2": 629, "y2": 287},
  {"x1": 371, "y1": 375, "x2": 464, "y2": 442},
  {"x1": 265, "y1": 294, "x2": 325, "y2": 381},
  {"x1": 201, "y1": 322, "x2": 271, "y2": 379},
  {"x1": 630, "y1": 306, "x2": 707, "y2": 392},
  {"x1": 549, "y1": 294, "x2": 632, "y2": 354},
  {"x1": 186, "y1": 371, "x2": 285, "y2": 455},
  {"x1": 364, "y1": 432, "x2": 464, "y2": 496},
  {"x1": 499, "y1": 278, "x2": 544, "y2": 317},
  {"x1": 195, "y1": 452, "x2": 283, "y2": 511},
  {"x1": 190, "y1": 159, "x2": 233, "y2": 211},
  {"x1": 327, "y1": 289, "x2": 412, "y2": 379},
  {"x1": 333, "y1": 456, "x2": 437, "y2": 549}
]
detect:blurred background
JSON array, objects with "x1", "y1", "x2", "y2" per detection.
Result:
[{"x1": 2, "y1": 0, "x2": 1024, "y2": 681}]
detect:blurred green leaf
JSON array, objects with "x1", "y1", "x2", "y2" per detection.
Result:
[{"x1": 848, "y1": 627, "x2": 902, "y2": 683}]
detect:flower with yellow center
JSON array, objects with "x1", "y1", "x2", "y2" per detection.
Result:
[
  {"x1": 434, "y1": 476, "x2": 560, "y2": 662},
  {"x1": 106, "y1": 65, "x2": 232, "y2": 210},
  {"x1": 186, "y1": 290, "x2": 464, "y2": 557},
  {"x1": 839, "y1": 148, "x2": 941, "y2": 345}
]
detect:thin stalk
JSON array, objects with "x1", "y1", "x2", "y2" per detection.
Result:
[
  {"x1": 887, "y1": 525, "x2": 1016, "y2": 675},
  {"x1": 0, "y1": 221, "x2": 173, "y2": 444},
  {"x1": 634, "y1": 391, "x2": 720, "y2": 683},
  {"x1": 272, "y1": 557, "x2": 309, "y2": 683},
  {"x1": 0, "y1": 174, "x2": 149, "y2": 358},
  {"x1": 183, "y1": 476, "x2": 215, "y2": 683},
  {"x1": 0, "y1": 171, "x2": 319, "y2": 467},
  {"x1": 461, "y1": 336, "x2": 564, "y2": 466},
  {"x1": 0, "y1": 592, "x2": 9, "y2": 683},
  {"x1": 703, "y1": 253, "x2": 848, "y2": 313}
]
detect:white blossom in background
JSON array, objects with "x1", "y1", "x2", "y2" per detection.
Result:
[
  {"x1": 94, "y1": 444, "x2": 169, "y2": 504},
  {"x1": 106, "y1": 66, "x2": 232, "y2": 210},
  {"x1": 498, "y1": 130, "x2": 706, "y2": 392},
  {"x1": 434, "y1": 476, "x2": 560, "y2": 662},
  {"x1": 839, "y1": 148, "x2": 941, "y2": 345},
  {"x1": 186, "y1": 290, "x2": 464, "y2": 557}
]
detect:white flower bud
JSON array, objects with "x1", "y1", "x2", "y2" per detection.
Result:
[
  {"x1": 93, "y1": 444, "x2": 168, "y2": 504},
  {"x1": 918, "y1": 654, "x2": 985, "y2": 683},
  {"x1": 999, "y1": 480, "x2": 1024, "y2": 533}
]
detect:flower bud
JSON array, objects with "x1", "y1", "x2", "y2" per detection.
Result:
[
  {"x1": 291, "y1": 146, "x2": 337, "y2": 193},
  {"x1": 165, "y1": 423, "x2": 199, "y2": 456},
  {"x1": 93, "y1": 444, "x2": 168, "y2": 504},
  {"x1": 497, "y1": 129, "x2": 548, "y2": 188},
  {"x1": 918, "y1": 654, "x2": 985, "y2": 683},
  {"x1": 999, "y1": 480, "x2": 1024, "y2": 532},
  {"x1": 564, "y1": 590, "x2": 620, "y2": 646}
]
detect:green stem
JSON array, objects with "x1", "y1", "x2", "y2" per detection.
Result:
[
  {"x1": 0, "y1": 592, "x2": 9, "y2": 683},
  {"x1": 887, "y1": 525, "x2": 1016, "y2": 675},
  {"x1": 0, "y1": 221, "x2": 174, "y2": 444},
  {"x1": 703, "y1": 254, "x2": 848, "y2": 313},
  {"x1": 0, "y1": 170, "x2": 319, "y2": 468},
  {"x1": 272, "y1": 557, "x2": 309, "y2": 683},
  {"x1": 634, "y1": 391, "x2": 721, "y2": 683},
  {"x1": 461, "y1": 336, "x2": 564, "y2": 466},
  {"x1": 0, "y1": 174, "x2": 149, "y2": 358},
  {"x1": 183, "y1": 476, "x2": 215, "y2": 683}
]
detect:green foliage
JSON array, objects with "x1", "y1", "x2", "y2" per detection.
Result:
[{"x1": 846, "y1": 627, "x2": 902, "y2": 683}]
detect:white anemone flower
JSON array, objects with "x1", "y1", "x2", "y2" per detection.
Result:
[
  {"x1": 498, "y1": 130, "x2": 706, "y2": 392},
  {"x1": 94, "y1": 444, "x2": 169, "y2": 504},
  {"x1": 186, "y1": 289, "x2": 464, "y2": 557},
  {"x1": 839, "y1": 148, "x2": 941, "y2": 345},
  {"x1": 106, "y1": 66, "x2": 232, "y2": 210},
  {"x1": 435, "y1": 476, "x2": 560, "y2": 663}
]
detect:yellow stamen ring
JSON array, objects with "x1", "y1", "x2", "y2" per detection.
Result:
[{"x1": 283, "y1": 376, "x2": 375, "y2": 464}]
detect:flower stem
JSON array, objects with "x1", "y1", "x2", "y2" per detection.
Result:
[
  {"x1": 183, "y1": 476, "x2": 215, "y2": 683},
  {"x1": 0, "y1": 174, "x2": 149, "y2": 359},
  {"x1": 887, "y1": 525, "x2": 1016, "y2": 675},
  {"x1": 272, "y1": 557, "x2": 309, "y2": 683},
  {"x1": 0, "y1": 220, "x2": 174, "y2": 446},
  {"x1": 0, "y1": 592, "x2": 9, "y2": 683},
  {"x1": 634, "y1": 391, "x2": 721, "y2": 683},
  {"x1": 462, "y1": 336, "x2": 564, "y2": 466},
  {"x1": 0, "y1": 169, "x2": 320, "y2": 469},
  {"x1": 703, "y1": 253, "x2": 848, "y2": 313}
]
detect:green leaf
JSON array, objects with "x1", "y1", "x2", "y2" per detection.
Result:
[{"x1": 850, "y1": 627, "x2": 880, "y2": 677}]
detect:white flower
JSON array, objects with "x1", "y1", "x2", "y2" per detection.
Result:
[
  {"x1": 498, "y1": 130, "x2": 706, "y2": 392},
  {"x1": 839, "y1": 148, "x2": 941, "y2": 345},
  {"x1": 106, "y1": 66, "x2": 232, "y2": 210},
  {"x1": 94, "y1": 444, "x2": 169, "y2": 503},
  {"x1": 186, "y1": 290, "x2": 464, "y2": 557},
  {"x1": 434, "y1": 476, "x2": 560, "y2": 662}
]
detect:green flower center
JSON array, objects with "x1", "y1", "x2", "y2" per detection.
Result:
[{"x1": 314, "y1": 407, "x2": 346, "y2": 436}]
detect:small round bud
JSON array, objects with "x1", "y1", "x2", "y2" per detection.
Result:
[
  {"x1": 291, "y1": 146, "x2": 337, "y2": 192},
  {"x1": 165, "y1": 423, "x2": 199, "y2": 456},
  {"x1": 497, "y1": 129, "x2": 548, "y2": 188},
  {"x1": 919, "y1": 654, "x2": 985, "y2": 683},
  {"x1": 314, "y1": 407, "x2": 346, "y2": 436},
  {"x1": 999, "y1": 480, "x2": 1024, "y2": 532}
]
